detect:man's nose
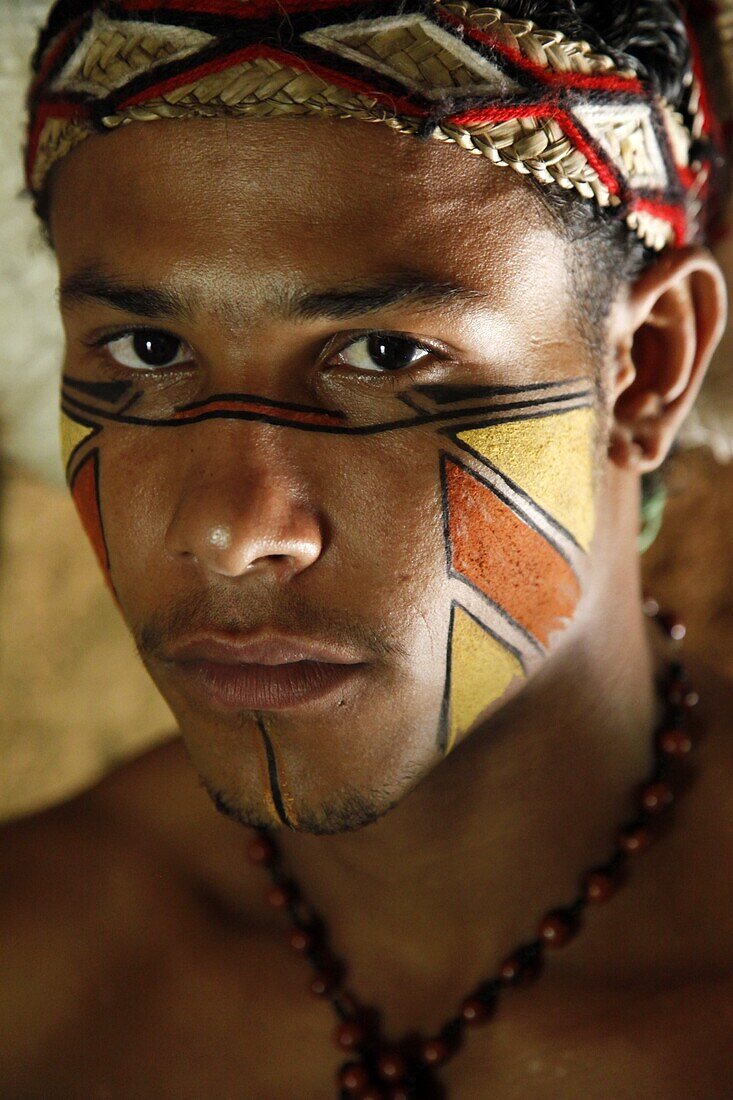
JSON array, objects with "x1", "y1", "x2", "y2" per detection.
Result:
[{"x1": 164, "y1": 435, "x2": 324, "y2": 581}]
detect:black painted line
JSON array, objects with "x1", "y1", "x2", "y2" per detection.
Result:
[
  {"x1": 416, "y1": 377, "x2": 588, "y2": 405},
  {"x1": 438, "y1": 599, "x2": 528, "y2": 755},
  {"x1": 450, "y1": 571, "x2": 545, "y2": 656},
  {"x1": 59, "y1": 389, "x2": 594, "y2": 437},
  {"x1": 257, "y1": 717, "x2": 292, "y2": 829},
  {"x1": 447, "y1": 435, "x2": 586, "y2": 554},
  {"x1": 437, "y1": 602, "x2": 456, "y2": 756},
  {"x1": 435, "y1": 397, "x2": 594, "y2": 439},
  {"x1": 440, "y1": 452, "x2": 546, "y2": 655},
  {"x1": 62, "y1": 376, "x2": 133, "y2": 404},
  {"x1": 442, "y1": 450, "x2": 575, "y2": 569}
]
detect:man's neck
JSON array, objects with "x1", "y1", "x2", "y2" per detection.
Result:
[{"x1": 273, "y1": 585, "x2": 657, "y2": 1020}]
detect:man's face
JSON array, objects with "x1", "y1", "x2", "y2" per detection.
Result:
[{"x1": 51, "y1": 116, "x2": 602, "y2": 833}]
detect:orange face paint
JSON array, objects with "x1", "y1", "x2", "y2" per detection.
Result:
[
  {"x1": 444, "y1": 457, "x2": 581, "y2": 649},
  {"x1": 70, "y1": 449, "x2": 115, "y2": 595}
]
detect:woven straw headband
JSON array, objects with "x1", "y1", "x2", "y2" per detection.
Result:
[{"x1": 26, "y1": 0, "x2": 727, "y2": 251}]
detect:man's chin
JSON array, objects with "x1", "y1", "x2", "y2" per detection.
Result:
[{"x1": 199, "y1": 776, "x2": 403, "y2": 836}]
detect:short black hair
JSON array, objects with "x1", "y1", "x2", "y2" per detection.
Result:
[{"x1": 497, "y1": 1, "x2": 729, "y2": 348}]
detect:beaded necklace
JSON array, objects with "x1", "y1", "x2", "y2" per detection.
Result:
[{"x1": 247, "y1": 604, "x2": 699, "y2": 1100}]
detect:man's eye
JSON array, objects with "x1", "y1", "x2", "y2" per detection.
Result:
[
  {"x1": 334, "y1": 334, "x2": 433, "y2": 374},
  {"x1": 102, "y1": 330, "x2": 192, "y2": 370}
]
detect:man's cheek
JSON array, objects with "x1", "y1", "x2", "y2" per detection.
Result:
[{"x1": 436, "y1": 400, "x2": 597, "y2": 755}]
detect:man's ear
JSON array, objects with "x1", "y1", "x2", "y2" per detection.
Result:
[{"x1": 608, "y1": 245, "x2": 727, "y2": 473}]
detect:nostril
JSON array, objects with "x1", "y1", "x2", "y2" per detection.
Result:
[{"x1": 246, "y1": 552, "x2": 292, "y2": 571}]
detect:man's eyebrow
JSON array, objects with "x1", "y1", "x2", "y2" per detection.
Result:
[
  {"x1": 58, "y1": 267, "x2": 488, "y2": 323},
  {"x1": 58, "y1": 267, "x2": 196, "y2": 320},
  {"x1": 285, "y1": 275, "x2": 489, "y2": 321}
]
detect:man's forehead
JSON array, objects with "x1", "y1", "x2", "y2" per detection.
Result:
[
  {"x1": 51, "y1": 116, "x2": 568, "y2": 322},
  {"x1": 49, "y1": 113, "x2": 541, "y2": 235}
]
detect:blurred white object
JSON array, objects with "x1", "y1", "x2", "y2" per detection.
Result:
[
  {"x1": 0, "y1": 1, "x2": 65, "y2": 484},
  {"x1": 0, "y1": 0, "x2": 730, "y2": 482}
]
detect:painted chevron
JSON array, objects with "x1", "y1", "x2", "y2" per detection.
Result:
[{"x1": 59, "y1": 372, "x2": 596, "y2": 772}]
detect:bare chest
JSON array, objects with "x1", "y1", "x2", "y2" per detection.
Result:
[{"x1": 17, "y1": 927, "x2": 733, "y2": 1100}]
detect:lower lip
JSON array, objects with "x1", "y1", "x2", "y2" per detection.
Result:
[{"x1": 171, "y1": 659, "x2": 365, "y2": 710}]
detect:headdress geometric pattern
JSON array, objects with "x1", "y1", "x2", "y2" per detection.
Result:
[{"x1": 26, "y1": 0, "x2": 723, "y2": 250}]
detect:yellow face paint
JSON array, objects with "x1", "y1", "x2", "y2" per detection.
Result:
[
  {"x1": 59, "y1": 409, "x2": 97, "y2": 476},
  {"x1": 440, "y1": 401, "x2": 598, "y2": 753},
  {"x1": 444, "y1": 605, "x2": 525, "y2": 755},
  {"x1": 455, "y1": 407, "x2": 596, "y2": 552}
]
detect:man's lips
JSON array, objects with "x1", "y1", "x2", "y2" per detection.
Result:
[{"x1": 161, "y1": 631, "x2": 368, "y2": 710}]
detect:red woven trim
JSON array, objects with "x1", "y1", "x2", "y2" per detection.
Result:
[
  {"x1": 436, "y1": 8, "x2": 645, "y2": 96},
  {"x1": 31, "y1": 15, "x2": 88, "y2": 95},
  {"x1": 26, "y1": 98, "x2": 89, "y2": 189},
  {"x1": 676, "y1": 164, "x2": 697, "y2": 190},
  {"x1": 445, "y1": 101, "x2": 622, "y2": 196},
  {"x1": 120, "y1": 0, "x2": 389, "y2": 18},
  {"x1": 116, "y1": 41, "x2": 428, "y2": 116},
  {"x1": 631, "y1": 198, "x2": 688, "y2": 247}
]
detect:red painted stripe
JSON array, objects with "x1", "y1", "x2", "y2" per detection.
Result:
[
  {"x1": 116, "y1": 41, "x2": 427, "y2": 117},
  {"x1": 171, "y1": 398, "x2": 345, "y2": 426},
  {"x1": 444, "y1": 102, "x2": 621, "y2": 196},
  {"x1": 71, "y1": 451, "x2": 113, "y2": 591},
  {"x1": 436, "y1": 8, "x2": 644, "y2": 95}
]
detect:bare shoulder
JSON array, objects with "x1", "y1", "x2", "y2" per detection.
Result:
[
  {"x1": 0, "y1": 739, "x2": 333, "y2": 1099},
  {"x1": 0, "y1": 737, "x2": 229, "y2": 1091}
]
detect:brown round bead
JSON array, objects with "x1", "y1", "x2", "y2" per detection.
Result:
[
  {"x1": 338, "y1": 1061, "x2": 370, "y2": 1093},
  {"x1": 582, "y1": 868, "x2": 618, "y2": 904},
  {"x1": 660, "y1": 615, "x2": 686, "y2": 641},
  {"x1": 640, "y1": 781, "x2": 674, "y2": 814},
  {"x1": 377, "y1": 1051, "x2": 408, "y2": 1082},
  {"x1": 499, "y1": 947, "x2": 543, "y2": 986},
  {"x1": 266, "y1": 883, "x2": 293, "y2": 908},
  {"x1": 310, "y1": 970, "x2": 336, "y2": 997},
  {"x1": 335, "y1": 1021, "x2": 365, "y2": 1051},
  {"x1": 358, "y1": 1088, "x2": 386, "y2": 1100},
  {"x1": 289, "y1": 928, "x2": 313, "y2": 953},
  {"x1": 659, "y1": 729, "x2": 693, "y2": 757},
  {"x1": 538, "y1": 909, "x2": 579, "y2": 948},
  {"x1": 642, "y1": 596, "x2": 660, "y2": 618},
  {"x1": 460, "y1": 996, "x2": 492, "y2": 1025},
  {"x1": 420, "y1": 1037, "x2": 451, "y2": 1066},
  {"x1": 247, "y1": 835, "x2": 275, "y2": 865},
  {"x1": 386, "y1": 1088, "x2": 411, "y2": 1100},
  {"x1": 618, "y1": 824, "x2": 653, "y2": 854}
]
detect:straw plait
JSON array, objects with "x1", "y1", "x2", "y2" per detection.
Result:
[{"x1": 26, "y1": 0, "x2": 723, "y2": 252}]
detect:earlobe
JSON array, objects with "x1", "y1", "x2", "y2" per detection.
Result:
[{"x1": 608, "y1": 246, "x2": 728, "y2": 474}]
